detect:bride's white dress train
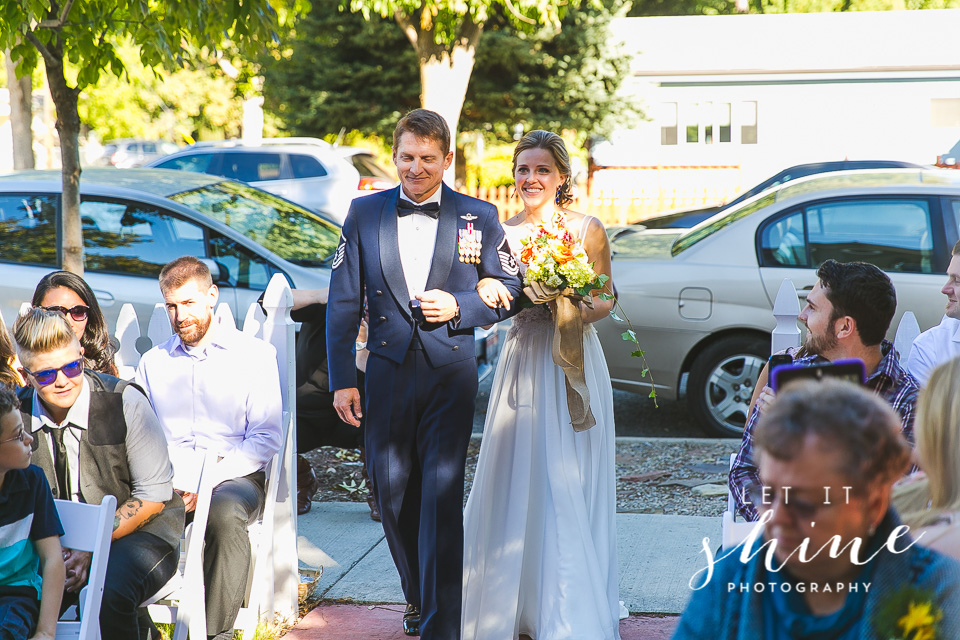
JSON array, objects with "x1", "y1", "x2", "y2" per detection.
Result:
[{"x1": 461, "y1": 224, "x2": 621, "y2": 640}]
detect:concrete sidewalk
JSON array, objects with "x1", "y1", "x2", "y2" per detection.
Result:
[{"x1": 286, "y1": 502, "x2": 720, "y2": 638}]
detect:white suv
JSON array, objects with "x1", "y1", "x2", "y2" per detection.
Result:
[{"x1": 148, "y1": 139, "x2": 362, "y2": 222}]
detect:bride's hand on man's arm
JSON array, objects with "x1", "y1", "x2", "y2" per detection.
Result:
[{"x1": 477, "y1": 278, "x2": 513, "y2": 310}]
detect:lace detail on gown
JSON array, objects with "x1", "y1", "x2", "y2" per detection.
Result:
[{"x1": 508, "y1": 304, "x2": 553, "y2": 338}]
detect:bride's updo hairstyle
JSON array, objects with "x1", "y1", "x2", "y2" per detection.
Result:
[{"x1": 512, "y1": 130, "x2": 573, "y2": 208}]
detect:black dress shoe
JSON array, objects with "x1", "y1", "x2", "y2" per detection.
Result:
[{"x1": 402, "y1": 603, "x2": 420, "y2": 636}]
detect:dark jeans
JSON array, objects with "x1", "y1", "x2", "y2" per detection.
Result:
[
  {"x1": 0, "y1": 586, "x2": 39, "y2": 640},
  {"x1": 101, "y1": 531, "x2": 178, "y2": 640},
  {"x1": 195, "y1": 472, "x2": 265, "y2": 636}
]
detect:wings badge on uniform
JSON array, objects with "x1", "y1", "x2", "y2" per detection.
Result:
[
  {"x1": 497, "y1": 237, "x2": 519, "y2": 276},
  {"x1": 332, "y1": 235, "x2": 347, "y2": 270}
]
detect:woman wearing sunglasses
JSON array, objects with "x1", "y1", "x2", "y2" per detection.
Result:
[
  {"x1": 32, "y1": 271, "x2": 118, "y2": 376},
  {"x1": 675, "y1": 379, "x2": 960, "y2": 639}
]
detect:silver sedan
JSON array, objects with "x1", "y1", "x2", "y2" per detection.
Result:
[{"x1": 597, "y1": 168, "x2": 960, "y2": 436}]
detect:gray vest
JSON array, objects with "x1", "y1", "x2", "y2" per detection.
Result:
[{"x1": 21, "y1": 371, "x2": 185, "y2": 550}]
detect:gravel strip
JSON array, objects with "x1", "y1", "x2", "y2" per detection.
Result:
[{"x1": 303, "y1": 438, "x2": 739, "y2": 517}]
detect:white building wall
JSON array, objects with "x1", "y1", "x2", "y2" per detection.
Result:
[{"x1": 599, "y1": 11, "x2": 960, "y2": 195}]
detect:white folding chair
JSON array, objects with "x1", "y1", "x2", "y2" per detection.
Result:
[
  {"x1": 145, "y1": 449, "x2": 220, "y2": 640},
  {"x1": 234, "y1": 409, "x2": 292, "y2": 639},
  {"x1": 54, "y1": 495, "x2": 117, "y2": 640}
]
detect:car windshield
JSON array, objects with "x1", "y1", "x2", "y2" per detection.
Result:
[
  {"x1": 170, "y1": 180, "x2": 340, "y2": 266},
  {"x1": 672, "y1": 192, "x2": 776, "y2": 256}
]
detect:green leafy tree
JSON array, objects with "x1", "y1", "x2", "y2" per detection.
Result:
[
  {"x1": 79, "y1": 43, "x2": 246, "y2": 144},
  {"x1": 343, "y1": 0, "x2": 581, "y2": 156},
  {"x1": 261, "y1": 0, "x2": 420, "y2": 139},
  {"x1": 462, "y1": 0, "x2": 639, "y2": 139},
  {"x1": 263, "y1": 0, "x2": 638, "y2": 141},
  {"x1": 0, "y1": 0, "x2": 280, "y2": 274}
]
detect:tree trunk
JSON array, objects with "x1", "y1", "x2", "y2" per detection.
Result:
[
  {"x1": 43, "y1": 48, "x2": 84, "y2": 275},
  {"x1": 397, "y1": 14, "x2": 482, "y2": 185},
  {"x1": 420, "y1": 49, "x2": 476, "y2": 185},
  {"x1": 4, "y1": 49, "x2": 35, "y2": 170}
]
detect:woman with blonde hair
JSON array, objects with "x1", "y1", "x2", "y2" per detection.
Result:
[{"x1": 895, "y1": 355, "x2": 960, "y2": 555}]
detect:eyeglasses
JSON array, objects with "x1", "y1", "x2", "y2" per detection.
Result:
[
  {"x1": 22, "y1": 358, "x2": 84, "y2": 387},
  {"x1": 746, "y1": 485, "x2": 840, "y2": 521},
  {"x1": 41, "y1": 305, "x2": 89, "y2": 322},
  {"x1": 0, "y1": 427, "x2": 25, "y2": 445}
]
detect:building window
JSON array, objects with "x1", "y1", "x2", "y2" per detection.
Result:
[
  {"x1": 703, "y1": 102, "x2": 714, "y2": 144},
  {"x1": 931, "y1": 99, "x2": 960, "y2": 127},
  {"x1": 741, "y1": 101, "x2": 758, "y2": 144},
  {"x1": 718, "y1": 103, "x2": 732, "y2": 143},
  {"x1": 683, "y1": 103, "x2": 699, "y2": 143},
  {"x1": 660, "y1": 103, "x2": 678, "y2": 145}
]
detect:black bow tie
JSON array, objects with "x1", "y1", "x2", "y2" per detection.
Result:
[{"x1": 397, "y1": 199, "x2": 441, "y2": 219}]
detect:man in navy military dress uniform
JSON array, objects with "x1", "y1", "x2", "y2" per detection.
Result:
[{"x1": 327, "y1": 109, "x2": 522, "y2": 640}]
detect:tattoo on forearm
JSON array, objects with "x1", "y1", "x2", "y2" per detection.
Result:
[
  {"x1": 135, "y1": 512, "x2": 160, "y2": 531},
  {"x1": 113, "y1": 498, "x2": 145, "y2": 530}
]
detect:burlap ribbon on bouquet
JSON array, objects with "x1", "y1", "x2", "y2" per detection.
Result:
[{"x1": 526, "y1": 282, "x2": 596, "y2": 432}]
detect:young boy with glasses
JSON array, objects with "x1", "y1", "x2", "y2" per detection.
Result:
[{"x1": 0, "y1": 384, "x2": 65, "y2": 640}]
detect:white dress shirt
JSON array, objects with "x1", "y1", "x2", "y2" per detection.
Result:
[
  {"x1": 135, "y1": 320, "x2": 283, "y2": 484},
  {"x1": 29, "y1": 377, "x2": 174, "y2": 503},
  {"x1": 397, "y1": 189, "x2": 440, "y2": 300},
  {"x1": 906, "y1": 315, "x2": 960, "y2": 385}
]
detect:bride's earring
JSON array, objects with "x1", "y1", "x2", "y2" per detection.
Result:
[{"x1": 556, "y1": 182, "x2": 567, "y2": 205}]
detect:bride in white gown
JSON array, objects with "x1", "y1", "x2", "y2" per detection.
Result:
[{"x1": 461, "y1": 131, "x2": 621, "y2": 640}]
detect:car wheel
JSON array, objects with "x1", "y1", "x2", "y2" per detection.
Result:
[{"x1": 687, "y1": 335, "x2": 769, "y2": 438}]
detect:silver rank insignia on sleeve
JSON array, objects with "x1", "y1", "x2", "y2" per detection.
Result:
[
  {"x1": 458, "y1": 222, "x2": 483, "y2": 264},
  {"x1": 497, "y1": 237, "x2": 519, "y2": 275},
  {"x1": 332, "y1": 235, "x2": 346, "y2": 269}
]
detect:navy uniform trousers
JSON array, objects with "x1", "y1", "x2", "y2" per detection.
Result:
[{"x1": 365, "y1": 342, "x2": 478, "y2": 640}]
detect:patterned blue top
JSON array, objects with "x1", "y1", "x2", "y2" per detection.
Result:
[
  {"x1": 730, "y1": 340, "x2": 919, "y2": 521},
  {"x1": 0, "y1": 464, "x2": 63, "y2": 597}
]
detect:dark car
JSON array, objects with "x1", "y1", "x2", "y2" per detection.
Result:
[{"x1": 639, "y1": 160, "x2": 926, "y2": 229}]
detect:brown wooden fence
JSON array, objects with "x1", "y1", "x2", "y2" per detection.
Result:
[{"x1": 457, "y1": 166, "x2": 744, "y2": 225}]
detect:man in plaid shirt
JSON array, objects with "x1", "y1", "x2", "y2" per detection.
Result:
[{"x1": 730, "y1": 260, "x2": 919, "y2": 521}]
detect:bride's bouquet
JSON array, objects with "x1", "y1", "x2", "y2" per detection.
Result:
[
  {"x1": 516, "y1": 212, "x2": 613, "y2": 432},
  {"x1": 516, "y1": 211, "x2": 655, "y2": 431},
  {"x1": 518, "y1": 211, "x2": 609, "y2": 299}
]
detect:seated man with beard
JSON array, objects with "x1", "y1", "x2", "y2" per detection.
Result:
[
  {"x1": 730, "y1": 260, "x2": 919, "y2": 521},
  {"x1": 136, "y1": 256, "x2": 282, "y2": 640}
]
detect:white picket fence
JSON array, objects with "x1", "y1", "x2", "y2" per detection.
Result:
[
  {"x1": 30, "y1": 273, "x2": 301, "y2": 632},
  {"x1": 770, "y1": 277, "x2": 921, "y2": 365}
]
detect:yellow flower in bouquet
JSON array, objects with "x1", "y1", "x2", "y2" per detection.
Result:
[{"x1": 518, "y1": 211, "x2": 608, "y2": 295}]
